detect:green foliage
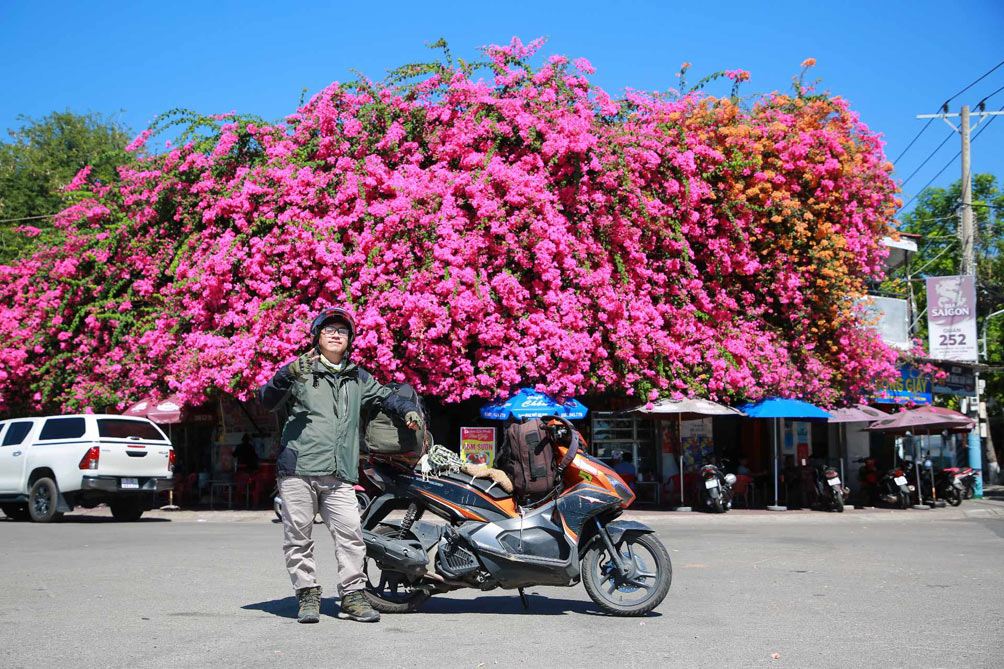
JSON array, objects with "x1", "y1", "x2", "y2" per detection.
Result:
[
  {"x1": 894, "y1": 173, "x2": 1004, "y2": 398},
  {"x1": 0, "y1": 110, "x2": 134, "y2": 263}
]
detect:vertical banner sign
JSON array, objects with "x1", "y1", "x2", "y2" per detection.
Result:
[
  {"x1": 926, "y1": 276, "x2": 978, "y2": 361},
  {"x1": 460, "y1": 427, "x2": 496, "y2": 467}
]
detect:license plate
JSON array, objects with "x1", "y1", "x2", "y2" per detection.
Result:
[
  {"x1": 704, "y1": 479, "x2": 719, "y2": 489},
  {"x1": 894, "y1": 476, "x2": 907, "y2": 486},
  {"x1": 828, "y1": 478, "x2": 842, "y2": 487},
  {"x1": 121, "y1": 478, "x2": 139, "y2": 489}
]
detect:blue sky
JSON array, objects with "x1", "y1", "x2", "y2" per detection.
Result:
[{"x1": 2, "y1": 1, "x2": 1002, "y2": 217}]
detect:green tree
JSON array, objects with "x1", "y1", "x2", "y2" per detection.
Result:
[
  {"x1": 0, "y1": 110, "x2": 134, "y2": 263},
  {"x1": 894, "y1": 174, "x2": 1004, "y2": 478}
]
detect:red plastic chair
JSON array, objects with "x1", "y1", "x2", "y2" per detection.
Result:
[{"x1": 733, "y1": 474, "x2": 755, "y2": 508}]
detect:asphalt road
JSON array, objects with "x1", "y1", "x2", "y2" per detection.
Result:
[{"x1": 0, "y1": 505, "x2": 1001, "y2": 669}]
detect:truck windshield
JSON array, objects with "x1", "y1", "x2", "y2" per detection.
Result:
[{"x1": 97, "y1": 419, "x2": 166, "y2": 441}]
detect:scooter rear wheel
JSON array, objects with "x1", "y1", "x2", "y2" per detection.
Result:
[
  {"x1": 363, "y1": 525, "x2": 431, "y2": 614},
  {"x1": 582, "y1": 532, "x2": 671, "y2": 616}
]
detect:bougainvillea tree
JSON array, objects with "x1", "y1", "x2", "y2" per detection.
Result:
[{"x1": 0, "y1": 39, "x2": 902, "y2": 414}]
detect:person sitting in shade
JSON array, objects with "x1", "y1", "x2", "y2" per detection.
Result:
[
  {"x1": 234, "y1": 433, "x2": 259, "y2": 472},
  {"x1": 613, "y1": 451, "x2": 637, "y2": 479}
]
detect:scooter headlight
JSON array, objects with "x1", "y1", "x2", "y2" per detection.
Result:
[
  {"x1": 610, "y1": 477, "x2": 635, "y2": 504},
  {"x1": 724, "y1": 473, "x2": 737, "y2": 486}
]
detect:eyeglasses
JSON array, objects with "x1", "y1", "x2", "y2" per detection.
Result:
[{"x1": 320, "y1": 326, "x2": 351, "y2": 337}]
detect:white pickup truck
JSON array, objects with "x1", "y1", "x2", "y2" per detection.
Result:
[{"x1": 0, "y1": 414, "x2": 174, "y2": 522}]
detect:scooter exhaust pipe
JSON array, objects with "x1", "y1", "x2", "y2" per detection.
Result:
[{"x1": 362, "y1": 530, "x2": 428, "y2": 577}]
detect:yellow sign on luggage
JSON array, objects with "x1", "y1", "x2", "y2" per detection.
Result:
[{"x1": 460, "y1": 427, "x2": 496, "y2": 467}]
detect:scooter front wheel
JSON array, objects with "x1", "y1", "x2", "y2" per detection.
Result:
[
  {"x1": 582, "y1": 532, "x2": 672, "y2": 616},
  {"x1": 944, "y1": 487, "x2": 962, "y2": 507}
]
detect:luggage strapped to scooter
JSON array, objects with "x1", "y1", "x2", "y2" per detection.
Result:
[{"x1": 499, "y1": 415, "x2": 580, "y2": 509}]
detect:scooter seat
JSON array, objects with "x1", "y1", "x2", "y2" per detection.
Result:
[{"x1": 441, "y1": 471, "x2": 513, "y2": 501}]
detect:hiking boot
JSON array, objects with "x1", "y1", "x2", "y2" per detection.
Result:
[
  {"x1": 296, "y1": 585, "x2": 322, "y2": 623},
  {"x1": 339, "y1": 590, "x2": 380, "y2": 622}
]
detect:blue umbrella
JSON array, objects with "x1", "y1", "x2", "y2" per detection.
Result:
[
  {"x1": 480, "y1": 388, "x2": 589, "y2": 421},
  {"x1": 738, "y1": 397, "x2": 830, "y2": 420},
  {"x1": 737, "y1": 397, "x2": 830, "y2": 511}
]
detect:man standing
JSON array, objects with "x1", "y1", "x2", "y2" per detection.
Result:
[{"x1": 259, "y1": 307, "x2": 423, "y2": 624}]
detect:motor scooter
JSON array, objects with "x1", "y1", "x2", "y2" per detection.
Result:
[
  {"x1": 698, "y1": 462, "x2": 735, "y2": 513},
  {"x1": 358, "y1": 416, "x2": 672, "y2": 617},
  {"x1": 933, "y1": 467, "x2": 964, "y2": 506},
  {"x1": 943, "y1": 466, "x2": 976, "y2": 500},
  {"x1": 812, "y1": 463, "x2": 849, "y2": 512},
  {"x1": 878, "y1": 466, "x2": 914, "y2": 509}
]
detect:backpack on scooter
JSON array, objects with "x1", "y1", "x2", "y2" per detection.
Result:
[
  {"x1": 497, "y1": 418, "x2": 557, "y2": 503},
  {"x1": 363, "y1": 382, "x2": 429, "y2": 456}
]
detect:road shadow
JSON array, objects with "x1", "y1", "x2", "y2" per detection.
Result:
[
  {"x1": 243, "y1": 596, "x2": 300, "y2": 619},
  {"x1": 1, "y1": 515, "x2": 170, "y2": 524},
  {"x1": 59, "y1": 515, "x2": 171, "y2": 523},
  {"x1": 243, "y1": 593, "x2": 662, "y2": 619}
]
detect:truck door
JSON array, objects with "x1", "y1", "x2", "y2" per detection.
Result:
[{"x1": 0, "y1": 421, "x2": 34, "y2": 493}]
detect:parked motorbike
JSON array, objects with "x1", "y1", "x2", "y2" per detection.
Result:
[
  {"x1": 358, "y1": 417, "x2": 672, "y2": 616},
  {"x1": 878, "y1": 466, "x2": 914, "y2": 509},
  {"x1": 698, "y1": 462, "x2": 735, "y2": 513},
  {"x1": 933, "y1": 467, "x2": 964, "y2": 507},
  {"x1": 813, "y1": 464, "x2": 848, "y2": 512},
  {"x1": 943, "y1": 466, "x2": 976, "y2": 500}
]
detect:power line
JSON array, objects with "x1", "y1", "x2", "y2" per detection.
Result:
[
  {"x1": 945, "y1": 59, "x2": 1004, "y2": 104},
  {"x1": 893, "y1": 59, "x2": 1004, "y2": 166},
  {"x1": 899, "y1": 150, "x2": 960, "y2": 212},
  {"x1": 892, "y1": 118, "x2": 935, "y2": 165},
  {"x1": 899, "y1": 130, "x2": 955, "y2": 187},
  {"x1": 971, "y1": 101, "x2": 1004, "y2": 141},
  {"x1": 976, "y1": 82, "x2": 1004, "y2": 107},
  {"x1": 899, "y1": 101, "x2": 1004, "y2": 213}
]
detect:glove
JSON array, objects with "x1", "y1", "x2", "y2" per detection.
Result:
[
  {"x1": 287, "y1": 352, "x2": 316, "y2": 381},
  {"x1": 405, "y1": 411, "x2": 423, "y2": 431}
]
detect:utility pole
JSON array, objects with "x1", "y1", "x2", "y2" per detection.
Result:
[
  {"x1": 914, "y1": 104, "x2": 1004, "y2": 494},
  {"x1": 916, "y1": 104, "x2": 1004, "y2": 272},
  {"x1": 959, "y1": 105, "x2": 975, "y2": 275}
]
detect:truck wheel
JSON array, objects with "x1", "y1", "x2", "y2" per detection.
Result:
[
  {"x1": 110, "y1": 499, "x2": 144, "y2": 522},
  {"x1": 1, "y1": 503, "x2": 29, "y2": 521},
  {"x1": 28, "y1": 477, "x2": 64, "y2": 523}
]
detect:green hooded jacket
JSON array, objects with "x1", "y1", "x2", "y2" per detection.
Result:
[{"x1": 258, "y1": 358, "x2": 417, "y2": 482}]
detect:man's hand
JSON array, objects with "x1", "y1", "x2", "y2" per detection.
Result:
[
  {"x1": 405, "y1": 411, "x2": 423, "y2": 432},
  {"x1": 288, "y1": 351, "x2": 319, "y2": 381}
]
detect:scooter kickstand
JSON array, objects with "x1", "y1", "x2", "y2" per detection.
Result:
[{"x1": 518, "y1": 587, "x2": 530, "y2": 610}]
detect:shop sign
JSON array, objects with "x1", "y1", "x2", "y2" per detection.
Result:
[
  {"x1": 680, "y1": 418, "x2": 713, "y2": 468},
  {"x1": 927, "y1": 275, "x2": 978, "y2": 362},
  {"x1": 931, "y1": 361, "x2": 976, "y2": 397},
  {"x1": 871, "y1": 365, "x2": 932, "y2": 405},
  {"x1": 460, "y1": 427, "x2": 496, "y2": 467},
  {"x1": 782, "y1": 421, "x2": 812, "y2": 462}
]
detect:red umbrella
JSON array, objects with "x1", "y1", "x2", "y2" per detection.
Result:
[
  {"x1": 909, "y1": 405, "x2": 974, "y2": 430},
  {"x1": 865, "y1": 408, "x2": 972, "y2": 433},
  {"x1": 827, "y1": 405, "x2": 889, "y2": 424}
]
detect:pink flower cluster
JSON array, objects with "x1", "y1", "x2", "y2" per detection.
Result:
[{"x1": 0, "y1": 38, "x2": 901, "y2": 414}]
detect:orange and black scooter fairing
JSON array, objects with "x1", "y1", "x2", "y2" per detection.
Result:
[
  {"x1": 364, "y1": 455, "x2": 517, "y2": 524},
  {"x1": 550, "y1": 441, "x2": 637, "y2": 543}
]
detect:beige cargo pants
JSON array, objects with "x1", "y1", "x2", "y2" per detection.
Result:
[{"x1": 279, "y1": 475, "x2": 367, "y2": 595}]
